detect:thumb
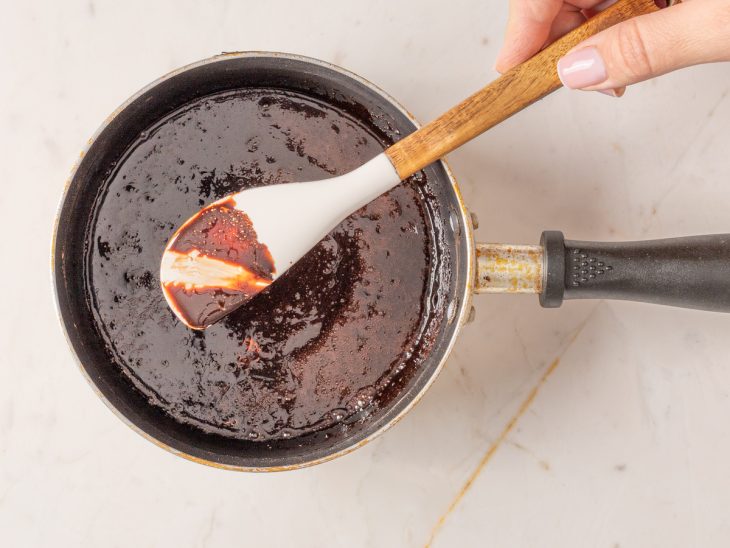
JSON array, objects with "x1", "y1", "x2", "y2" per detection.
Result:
[{"x1": 557, "y1": 0, "x2": 730, "y2": 91}]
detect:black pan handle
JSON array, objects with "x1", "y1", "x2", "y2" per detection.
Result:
[{"x1": 540, "y1": 231, "x2": 730, "y2": 312}]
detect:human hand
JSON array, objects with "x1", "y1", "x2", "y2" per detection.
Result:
[{"x1": 495, "y1": 0, "x2": 730, "y2": 96}]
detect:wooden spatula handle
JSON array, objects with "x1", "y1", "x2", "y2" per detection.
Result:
[{"x1": 385, "y1": 0, "x2": 662, "y2": 179}]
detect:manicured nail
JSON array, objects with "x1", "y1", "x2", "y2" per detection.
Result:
[
  {"x1": 557, "y1": 47, "x2": 607, "y2": 90},
  {"x1": 598, "y1": 87, "x2": 625, "y2": 98}
]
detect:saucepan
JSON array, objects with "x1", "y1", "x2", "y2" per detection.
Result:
[{"x1": 52, "y1": 51, "x2": 730, "y2": 471}]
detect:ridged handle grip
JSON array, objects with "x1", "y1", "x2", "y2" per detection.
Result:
[{"x1": 540, "y1": 231, "x2": 730, "y2": 312}]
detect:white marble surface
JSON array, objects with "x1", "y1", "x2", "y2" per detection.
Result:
[{"x1": 2, "y1": 0, "x2": 730, "y2": 546}]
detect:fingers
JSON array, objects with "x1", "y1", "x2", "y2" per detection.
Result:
[
  {"x1": 495, "y1": 0, "x2": 609, "y2": 72},
  {"x1": 494, "y1": 0, "x2": 564, "y2": 72},
  {"x1": 557, "y1": 0, "x2": 730, "y2": 91},
  {"x1": 545, "y1": 7, "x2": 587, "y2": 45}
]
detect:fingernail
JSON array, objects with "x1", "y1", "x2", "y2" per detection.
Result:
[
  {"x1": 557, "y1": 47, "x2": 607, "y2": 90},
  {"x1": 598, "y1": 87, "x2": 625, "y2": 98}
]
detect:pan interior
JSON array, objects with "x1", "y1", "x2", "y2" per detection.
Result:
[{"x1": 54, "y1": 55, "x2": 469, "y2": 468}]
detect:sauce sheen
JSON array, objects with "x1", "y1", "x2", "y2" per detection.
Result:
[{"x1": 87, "y1": 89, "x2": 437, "y2": 441}]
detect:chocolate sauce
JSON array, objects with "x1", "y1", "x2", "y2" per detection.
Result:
[
  {"x1": 87, "y1": 89, "x2": 439, "y2": 441},
  {"x1": 161, "y1": 198, "x2": 275, "y2": 328}
]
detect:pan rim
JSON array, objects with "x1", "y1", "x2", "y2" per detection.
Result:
[{"x1": 51, "y1": 51, "x2": 475, "y2": 471}]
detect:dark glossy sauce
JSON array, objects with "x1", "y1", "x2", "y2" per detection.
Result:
[
  {"x1": 87, "y1": 89, "x2": 437, "y2": 441},
  {"x1": 162, "y1": 198, "x2": 275, "y2": 329}
]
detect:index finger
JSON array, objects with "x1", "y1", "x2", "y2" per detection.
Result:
[{"x1": 494, "y1": 0, "x2": 612, "y2": 72}]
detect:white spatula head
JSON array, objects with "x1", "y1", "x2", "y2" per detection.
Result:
[{"x1": 160, "y1": 153, "x2": 400, "y2": 329}]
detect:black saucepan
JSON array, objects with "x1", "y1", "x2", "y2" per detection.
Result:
[{"x1": 53, "y1": 52, "x2": 730, "y2": 471}]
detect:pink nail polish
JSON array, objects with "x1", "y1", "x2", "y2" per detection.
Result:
[
  {"x1": 557, "y1": 47, "x2": 607, "y2": 90},
  {"x1": 597, "y1": 87, "x2": 626, "y2": 98}
]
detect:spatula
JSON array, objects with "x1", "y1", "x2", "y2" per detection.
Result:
[{"x1": 161, "y1": 0, "x2": 663, "y2": 329}]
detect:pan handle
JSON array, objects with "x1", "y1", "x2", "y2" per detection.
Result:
[{"x1": 476, "y1": 232, "x2": 730, "y2": 312}]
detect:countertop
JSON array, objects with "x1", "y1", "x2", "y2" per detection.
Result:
[{"x1": 3, "y1": 0, "x2": 730, "y2": 546}]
